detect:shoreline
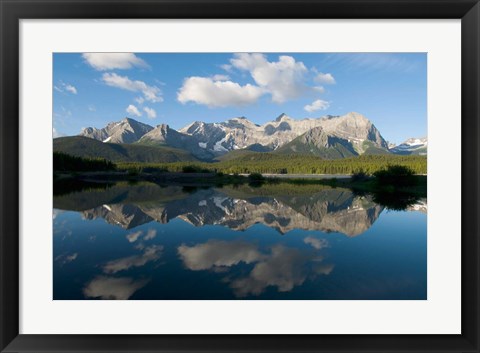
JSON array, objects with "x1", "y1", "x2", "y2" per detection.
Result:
[
  {"x1": 240, "y1": 173, "x2": 352, "y2": 179},
  {"x1": 53, "y1": 170, "x2": 427, "y2": 197}
]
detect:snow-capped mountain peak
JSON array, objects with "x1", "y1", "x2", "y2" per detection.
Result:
[
  {"x1": 80, "y1": 117, "x2": 153, "y2": 144},
  {"x1": 390, "y1": 137, "x2": 427, "y2": 155}
]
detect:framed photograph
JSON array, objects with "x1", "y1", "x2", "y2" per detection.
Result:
[{"x1": 1, "y1": 0, "x2": 479, "y2": 352}]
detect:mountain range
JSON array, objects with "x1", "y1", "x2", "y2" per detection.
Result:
[{"x1": 54, "y1": 112, "x2": 427, "y2": 162}]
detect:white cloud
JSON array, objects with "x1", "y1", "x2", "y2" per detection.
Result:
[
  {"x1": 304, "y1": 236, "x2": 329, "y2": 250},
  {"x1": 220, "y1": 64, "x2": 233, "y2": 72},
  {"x1": 304, "y1": 99, "x2": 330, "y2": 113},
  {"x1": 230, "y1": 53, "x2": 308, "y2": 103},
  {"x1": 126, "y1": 230, "x2": 143, "y2": 243},
  {"x1": 65, "y1": 84, "x2": 77, "y2": 94},
  {"x1": 143, "y1": 107, "x2": 157, "y2": 119},
  {"x1": 102, "y1": 73, "x2": 163, "y2": 103},
  {"x1": 229, "y1": 245, "x2": 310, "y2": 296},
  {"x1": 178, "y1": 240, "x2": 263, "y2": 271},
  {"x1": 82, "y1": 53, "x2": 149, "y2": 71},
  {"x1": 126, "y1": 229, "x2": 157, "y2": 245},
  {"x1": 126, "y1": 104, "x2": 142, "y2": 117},
  {"x1": 83, "y1": 276, "x2": 149, "y2": 300},
  {"x1": 53, "y1": 127, "x2": 64, "y2": 138},
  {"x1": 315, "y1": 72, "x2": 336, "y2": 84},
  {"x1": 144, "y1": 229, "x2": 157, "y2": 240},
  {"x1": 178, "y1": 240, "x2": 334, "y2": 298},
  {"x1": 212, "y1": 74, "x2": 230, "y2": 81},
  {"x1": 134, "y1": 96, "x2": 145, "y2": 104},
  {"x1": 178, "y1": 54, "x2": 332, "y2": 108},
  {"x1": 55, "y1": 252, "x2": 78, "y2": 266},
  {"x1": 177, "y1": 76, "x2": 263, "y2": 108},
  {"x1": 229, "y1": 245, "x2": 334, "y2": 297},
  {"x1": 54, "y1": 82, "x2": 77, "y2": 95},
  {"x1": 103, "y1": 245, "x2": 163, "y2": 274}
]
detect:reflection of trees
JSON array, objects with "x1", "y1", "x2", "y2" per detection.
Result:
[
  {"x1": 352, "y1": 187, "x2": 425, "y2": 211},
  {"x1": 53, "y1": 179, "x2": 114, "y2": 196},
  {"x1": 371, "y1": 191, "x2": 422, "y2": 211}
]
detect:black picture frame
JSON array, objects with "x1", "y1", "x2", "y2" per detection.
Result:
[{"x1": 1, "y1": 0, "x2": 479, "y2": 352}]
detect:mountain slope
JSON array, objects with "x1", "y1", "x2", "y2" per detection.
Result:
[
  {"x1": 80, "y1": 118, "x2": 154, "y2": 144},
  {"x1": 137, "y1": 124, "x2": 215, "y2": 160},
  {"x1": 53, "y1": 136, "x2": 198, "y2": 163},
  {"x1": 317, "y1": 112, "x2": 388, "y2": 152},
  {"x1": 275, "y1": 127, "x2": 358, "y2": 159}
]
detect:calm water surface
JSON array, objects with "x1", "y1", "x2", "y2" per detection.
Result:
[{"x1": 53, "y1": 182, "x2": 427, "y2": 300}]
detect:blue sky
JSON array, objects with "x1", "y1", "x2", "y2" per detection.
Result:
[{"x1": 53, "y1": 52, "x2": 426, "y2": 144}]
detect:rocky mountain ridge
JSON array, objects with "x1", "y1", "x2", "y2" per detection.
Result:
[
  {"x1": 179, "y1": 112, "x2": 388, "y2": 155},
  {"x1": 80, "y1": 117, "x2": 153, "y2": 144},
  {"x1": 74, "y1": 112, "x2": 426, "y2": 160}
]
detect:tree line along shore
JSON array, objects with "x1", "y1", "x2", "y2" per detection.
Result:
[
  {"x1": 54, "y1": 151, "x2": 426, "y2": 175},
  {"x1": 53, "y1": 151, "x2": 427, "y2": 197}
]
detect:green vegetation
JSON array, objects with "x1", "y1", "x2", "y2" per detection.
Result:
[
  {"x1": 248, "y1": 172, "x2": 266, "y2": 181},
  {"x1": 346, "y1": 165, "x2": 426, "y2": 210},
  {"x1": 218, "y1": 154, "x2": 426, "y2": 174},
  {"x1": 116, "y1": 154, "x2": 426, "y2": 175},
  {"x1": 362, "y1": 141, "x2": 391, "y2": 155},
  {"x1": 275, "y1": 138, "x2": 357, "y2": 159},
  {"x1": 53, "y1": 152, "x2": 116, "y2": 172},
  {"x1": 215, "y1": 149, "x2": 261, "y2": 162},
  {"x1": 373, "y1": 165, "x2": 416, "y2": 187},
  {"x1": 53, "y1": 150, "x2": 427, "y2": 207},
  {"x1": 351, "y1": 170, "x2": 369, "y2": 182},
  {"x1": 181, "y1": 165, "x2": 211, "y2": 173},
  {"x1": 53, "y1": 150, "x2": 426, "y2": 211},
  {"x1": 54, "y1": 136, "x2": 198, "y2": 163},
  {"x1": 53, "y1": 136, "x2": 426, "y2": 176},
  {"x1": 247, "y1": 172, "x2": 266, "y2": 187}
]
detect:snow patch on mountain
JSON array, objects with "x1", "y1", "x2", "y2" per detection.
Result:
[{"x1": 390, "y1": 137, "x2": 427, "y2": 155}]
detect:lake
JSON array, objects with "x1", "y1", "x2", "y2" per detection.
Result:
[{"x1": 53, "y1": 181, "x2": 427, "y2": 300}]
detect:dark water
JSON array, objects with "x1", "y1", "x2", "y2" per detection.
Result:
[{"x1": 53, "y1": 182, "x2": 427, "y2": 300}]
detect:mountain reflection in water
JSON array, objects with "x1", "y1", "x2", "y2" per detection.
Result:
[
  {"x1": 54, "y1": 182, "x2": 389, "y2": 236},
  {"x1": 53, "y1": 182, "x2": 427, "y2": 300}
]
